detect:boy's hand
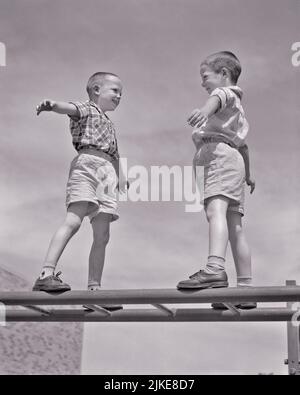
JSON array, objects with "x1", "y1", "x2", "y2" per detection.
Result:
[
  {"x1": 246, "y1": 177, "x2": 255, "y2": 194},
  {"x1": 117, "y1": 180, "x2": 130, "y2": 194},
  {"x1": 36, "y1": 99, "x2": 55, "y2": 115},
  {"x1": 187, "y1": 109, "x2": 208, "y2": 128}
]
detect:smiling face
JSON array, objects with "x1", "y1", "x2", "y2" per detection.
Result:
[
  {"x1": 200, "y1": 64, "x2": 226, "y2": 94},
  {"x1": 93, "y1": 75, "x2": 123, "y2": 112}
]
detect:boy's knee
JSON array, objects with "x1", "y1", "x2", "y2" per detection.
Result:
[
  {"x1": 205, "y1": 205, "x2": 218, "y2": 221},
  {"x1": 65, "y1": 216, "x2": 82, "y2": 234},
  {"x1": 229, "y1": 224, "x2": 243, "y2": 241},
  {"x1": 93, "y1": 229, "x2": 110, "y2": 246}
]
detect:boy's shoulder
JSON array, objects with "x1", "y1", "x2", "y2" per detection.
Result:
[
  {"x1": 210, "y1": 86, "x2": 244, "y2": 111},
  {"x1": 227, "y1": 85, "x2": 243, "y2": 100},
  {"x1": 71, "y1": 100, "x2": 93, "y2": 111},
  {"x1": 211, "y1": 85, "x2": 243, "y2": 99},
  {"x1": 70, "y1": 100, "x2": 107, "y2": 121}
]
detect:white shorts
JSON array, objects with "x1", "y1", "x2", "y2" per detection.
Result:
[
  {"x1": 66, "y1": 153, "x2": 119, "y2": 222},
  {"x1": 193, "y1": 142, "x2": 245, "y2": 216}
]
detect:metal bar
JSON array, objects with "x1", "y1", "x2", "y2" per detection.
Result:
[
  {"x1": 151, "y1": 304, "x2": 175, "y2": 317},
  {"x1": 223, "y1": 303, "x2": 241, "y2": 315},
  {"x1": 23, "y1": 305, "x2": 50, "y2": 315},
  {"x1": 286, "y1": 280, "x2": 300, "y2": 375},
  {"x1": 4, "y1": 307, "x2": 299, "y2": 323},
  {"x1": 83, "y1": 305, "x2": 111, "y2": 316},
  {"x1": 1, "y1": 286, "x2": 300, "y2": 306}
]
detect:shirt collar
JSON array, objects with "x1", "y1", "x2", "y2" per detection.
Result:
[
  {"x1": 227, "y1": 85, "x2": 243, "y2": 99},
  {"x1": 89, "y1": 100, "x2": 104, "y2": 113},
  {"x1": 89, "y1": 101, "x2": 111, "y2": 121}
]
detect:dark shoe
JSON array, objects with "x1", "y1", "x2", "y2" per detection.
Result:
[
  {"x1": 211, "y1": 302, "x2": 257, "y2": 310},
  {"x1": 32, "y1": 271, "x2": 71, "y2": 292},
  {"x1": 84, "y1": 287, "x2": 123, "y2": 311},
  {"x1": 177, "y1": 270, "x2": 228, "y2": 289}
]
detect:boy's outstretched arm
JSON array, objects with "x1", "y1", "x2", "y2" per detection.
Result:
[
  {"x1": 238, "y1": 144, "x2": 255, "y2": 194},
  {"x1": 187, "y1": 96, "x2": 221, "y2": 128},
  {"x1": 36, "y1": 99, "x2": 79, "y2": 117}
]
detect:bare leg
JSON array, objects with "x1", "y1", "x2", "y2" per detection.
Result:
[
  {"x1": 177, "y1": 196, "x2": 230, "y2": 289},
  {"x1": 218, "y1": 210, "x2": 256, "y2": 309},
  {"x1": 205, "y1": 196, "x2": 230, "y2": 259},
  {"x1": 41, "y1": 201, "x2": 92, "y2": 278},
  {"x1": 88, "y1": 213, "x2": 111, "y2": 288},
  {"x1": 227, "y1": 211, "x2": 252, "y2": 283},
  {"x1": 85, "y1": 213, "x2": 123, "y2": 310}
]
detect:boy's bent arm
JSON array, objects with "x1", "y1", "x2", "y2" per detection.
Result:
[
  {"x1": 36, "y1": 99, "x2": 79, "y2": 117},
  {"x1": 112, "y1": 158, "x2": 129, "y2": 193},
  {"x1": 112, "y1": 158, "x2": 120, "y2": 178},
  {"x1": 239, "y1": 144, "x2": 255, "y2": 193},
  {"x1": 238, "y1": 144, "x2": 250, "y2": 179},
  {"x1": 188, "y1": 96, "x2": 221, "y2": 128}
]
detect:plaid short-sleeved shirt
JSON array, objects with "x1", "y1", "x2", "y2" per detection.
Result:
[{"x1": 69, "y1": 101, "x2": 119, "y2": 160}]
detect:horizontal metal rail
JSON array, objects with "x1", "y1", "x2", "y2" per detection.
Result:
[
  {"x1": 2, "y1": 282, "x2": 298, "y2": 374},
  {"x1": 3, "y1": 307, "x2": 299, "y2": 322},
  {"x1": 1, "y1": 286, "x2": 300, "y2": 306}
]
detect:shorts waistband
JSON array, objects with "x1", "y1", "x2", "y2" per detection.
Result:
[
  {"x1": 201, "y1": 136, "x2": 235, "y2": 148},
  {"x1": 78, "y1": 148, "x2": 114, "y2": 162}
]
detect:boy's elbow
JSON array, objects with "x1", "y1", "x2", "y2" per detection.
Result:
[
  {"x1": 68, "y1": 105, "x2": 80, "y2": 117},
  {"x1": 68, "y1": 103, "x2": 80, "y2": 118}
]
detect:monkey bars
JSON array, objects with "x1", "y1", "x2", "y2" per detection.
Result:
[{"x1": 0, "y1": 281, "x2": 299, "y2": 374}]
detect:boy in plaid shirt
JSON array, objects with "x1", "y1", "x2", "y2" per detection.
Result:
[{"x1": 33, "y1": 72, "x2": 127, "y2": 309}]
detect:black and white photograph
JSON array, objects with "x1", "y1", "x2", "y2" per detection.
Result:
[{"x1": 0, "y1": 0, "x2": 299, "y2": 377}]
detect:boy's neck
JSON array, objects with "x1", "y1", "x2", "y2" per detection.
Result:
[
  {"x1": 89, "y1": 97, "x2": 106, "y2": 113},
  {"x1": 223, "y1": 79, "x2": 236, "y2": 87}
]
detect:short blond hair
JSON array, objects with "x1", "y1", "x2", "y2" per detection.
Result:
[
  {"x1": 86, "y1": 72, "x2": 119, "y2": 97},
  {"x1": 201, "y1": 51, "x2": 241, "y2": 84}
]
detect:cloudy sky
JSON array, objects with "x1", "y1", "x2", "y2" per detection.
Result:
[{"x1": 0, "y1": 0, "x2": 299, "y2": 374}]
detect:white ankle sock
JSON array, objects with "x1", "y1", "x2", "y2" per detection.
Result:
[
  {"x1": 40, "y1": 266, "x2": 55, "y2": 279},
  {"x1": 88, "y1": 283, "x2": 101, "y2": 291},
  {"x1": 204, "y1": 255, "x2": 225, "y2": 274},
  {"x1": 237, "y1": 276, "x2": 253, "y2": 287}
]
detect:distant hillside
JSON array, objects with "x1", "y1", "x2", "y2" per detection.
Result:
[{"x1": 0, "y1": 267, "x2": 83, "y2": 375}]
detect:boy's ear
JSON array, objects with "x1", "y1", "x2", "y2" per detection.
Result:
[
  {"x1": 93, "y1": 84, "x2": 101, "y2": 95},
  {"x1": 221, "y1": 67, "x2": 230, "y2": 79}
]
